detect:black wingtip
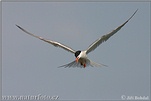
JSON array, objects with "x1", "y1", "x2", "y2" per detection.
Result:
[
  {"x1": 15, "y1": 24, "x2": 17, "y2": 26},
  {"x1": 134, "y1": 9, "x2": 138, "y2": 15},
  {"x1": 128, "y1": 9, "x2": 138, "y2": 21},
  {"x1": 16, "y1": 24, "x2": 22, "y2": 29},
  {"x1": 15, "y1": 24, "x2": 19, "y2": 27}
]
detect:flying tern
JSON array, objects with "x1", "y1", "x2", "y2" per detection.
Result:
[{"x1": 16, "y1": 9, "x2": 137, "y2": 68}]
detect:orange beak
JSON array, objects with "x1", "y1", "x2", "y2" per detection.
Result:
[{"x1": 76, "y1": 57, "x2": 79, "y2": 63}]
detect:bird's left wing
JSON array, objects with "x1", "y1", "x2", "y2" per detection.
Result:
[
  {"x1": 16, "y1": 25, "x2": 76, "y2": 54},
  {"x1": 86, "y1": 9, "x2": 138, "y2": 54}
]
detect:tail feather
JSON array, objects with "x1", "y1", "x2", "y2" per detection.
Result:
[
  {"x1": 58, "y1": 60, "x2": 83, "y2": 68},
  {"x1": 89, "y1": 60, "x2": 108, "y2": 67},
  {"x1": 58, "y1": 59, "x2": 107, "y2": 68}
]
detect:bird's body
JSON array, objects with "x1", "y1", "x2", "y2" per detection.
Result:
[
  {"x1": 16, "y1": 9, "x2": 137, "y2": 68},
  {"x1": 76, "y1": 51, "x2": 87, "y2": 67}
]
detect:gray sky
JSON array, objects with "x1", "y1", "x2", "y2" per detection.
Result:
[{"x1": 2, "y1": 1, "x2": 150, "y2": 100}]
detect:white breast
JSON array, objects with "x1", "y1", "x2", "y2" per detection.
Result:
[{"x1": 79, "y1": 51, "x2": 87, "y2": 59}]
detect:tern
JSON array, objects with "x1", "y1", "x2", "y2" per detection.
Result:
[{"x1": 16, "y1": 9, "x2": 137, "y2": 68}]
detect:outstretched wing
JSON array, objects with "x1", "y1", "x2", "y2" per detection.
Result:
[
  {"x1": 86, "y1": 9, "x2": 138, "y2": 54},
  {"x1": 16, "y1": 25, "x2": 76, "y2": 54}
]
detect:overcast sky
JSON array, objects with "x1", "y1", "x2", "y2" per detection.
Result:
[{"x1": 2, "y1": 1, "x2": 150, "y2": 100}]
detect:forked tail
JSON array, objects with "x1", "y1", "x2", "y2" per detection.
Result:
[{"x1": 58, "y1": 59, "x2": 108, "y2": 68}]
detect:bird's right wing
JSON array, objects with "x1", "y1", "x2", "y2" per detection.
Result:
[
  {"x1": 16, "y1": 25, "x2": 76, "y2": 54},
  {"x1": 86, "y1": 9, "x2": 138, "y2": 54}
]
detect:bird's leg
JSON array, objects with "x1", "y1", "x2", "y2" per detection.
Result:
[{"x1": 83, "y1": 64, "x2": 86, "y2": 68}]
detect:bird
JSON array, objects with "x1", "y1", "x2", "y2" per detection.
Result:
[{"x1": 16, "y1": 9, "x2": 138, "y2": 68}]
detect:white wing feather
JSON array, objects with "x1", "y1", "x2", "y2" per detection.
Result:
[
  {"x1": 86, "y1": 9, "x2": 138, "y2": 54},
  {"x1": 16, "y1": 25, "x2": 76, "y2": 54}
]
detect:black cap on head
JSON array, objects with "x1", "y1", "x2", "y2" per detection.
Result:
[{"x1": 75, "y1": 50, "x2": 81, "y2": 57}]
